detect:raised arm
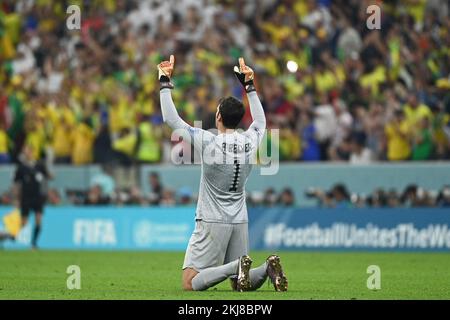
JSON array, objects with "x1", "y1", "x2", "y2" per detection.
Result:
[
  {"x1": 247, "y1": 91, "x2": 266, "y2": 134},
  {"x1": 158, "y1": 55, "x2": 191, "y2": 130},
  {"x1": 160, "y1": 88, "x2": 192, "y2": 131},
  {"x1": 158, "y1": 55, "x2": 213, "y2": 151},
  {"x1": 234, "y1": 57, "x2": 266, "y2": 138}
]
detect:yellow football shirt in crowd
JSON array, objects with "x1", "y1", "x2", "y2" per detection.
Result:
[
  {"x1": 25, "y1": 128, "x2": 46, "y2": 160},
  {"x1": 137, "y1": 122, "x2": 161, "y2": 163},
  {"x1": 0, "y1": 129, "x2": 9, "y2": 154},
  {"x1": 113, "y1": 131, "x2": 137, "y2": 157},
  {"x1": 71, "y1": 123, "x2": 95, "y2": 165},
  {"x1": 109, "y1": 97, "x2": 137, "y2": 134},
  {"x1": 406, "y1": 0, "x2": 427, "y2": 25},
  {"x1": 52, "y1": 122, "x2": 73, "y2": 158},
  {"x1": 385, "y1": 122, "x2": 411, "y2": 161},
  {"x1": 255, "y1": 56, "x2": 280, "y2": 77},
  {"x1": 314, "y1": 70, "x2": 338, "y2": 93},
  {"x1": 403, "y1": 103, "x2": 432, "y2": 127},
  {"x1": 360, "y1": 66, "x2": 387, "y2": 96}
]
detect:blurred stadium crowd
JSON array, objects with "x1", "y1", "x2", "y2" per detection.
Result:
[
  {"x1": 0, "y1": 0, "x2": 450, "y2": 166},
  {"x1": 1, "y1": 168, "x2": 449, "y2": 208},
  {"x1": 302, "y1": 183, "x2": 450, "y2": 208}
]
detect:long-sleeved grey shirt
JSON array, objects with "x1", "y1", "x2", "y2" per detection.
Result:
[{"x1": 160, "y1": 89, "x2": 266, "y2": 223}]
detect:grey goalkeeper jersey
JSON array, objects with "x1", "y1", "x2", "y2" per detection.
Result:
[{"x1": 160, "y1": 89, "x2": 266, "y2": 223}]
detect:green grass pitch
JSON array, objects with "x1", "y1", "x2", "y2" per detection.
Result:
[{"x1": 0, "y1": 251, "x2": 449, "y2": 299}]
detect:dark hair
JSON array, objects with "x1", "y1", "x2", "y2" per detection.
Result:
[
  {"x1": 351, "y1": 131, "x2": 366, "y2": 146},
  {"x1": 218, "y1": 96, "x2": 245, "y2": 129},
  {"x1": 332, "y1": 183, "x2": 350, "y2": 200},
  {"x1": 394, "y1": 109, "x2": 404, "y2": 117}
]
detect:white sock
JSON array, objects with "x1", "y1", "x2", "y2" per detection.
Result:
[
  {"x1": 249, "y1": 262, "x2": 268, "y2": 290},
  {"x1": 191, "y1": 259, "x2": 239, "y2": 291}
]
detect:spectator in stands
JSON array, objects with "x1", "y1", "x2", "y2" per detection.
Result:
[
  {"x1": 330, "y1": 135, "x2": 352, "y2": 162},
  {"x1": 90, "y1": 164, "x2": 116, "y2": 198},
  {"x1": 148, "y1": 172, "x2": 163, "y2": 205},
  {"x1": 310, "y1": 189, "x2": 333, "y2": 208},
  {"x1": 412, "y1": 117, "x2": 434, "y2": 160},
  {"x1": 51, "y1": 100, "x2": 75, "y2": 164},
  {"x1": 177, "y1": 186, "x2": 193, "y2": 206},
  {"x1": 349, "y1": 132, "x2": 373, "y2": 164},
  {"x1": 125, "y1": 186, "x2": 146, "y2": 206},
  {"x1": 330, "y1": 184, "x2": 351, "y2": 209},
  {"x1": 52, "y1": 118, "x2": 74, "y2": 164},
  {"x1": 431, "y1": 102, "x2": 450, "y2": 160},
  {"x1": 307, "y1": 184, "x2": 351, "y2": 208},
  {"x1": 329, "y1": 99, "x2": 353, "y2": 161},
  {"x1": 299, "y1": 110, "x2": 321, "y2": 161},
  {"x1": 403, "y1": 93, "x2": 432, "y2": 128},
  {"x1": 385, "y1": 110, "x2": 411, "y2": 161},
  {"x1": 386, "y1": 189, "x2": 401, "y2": 208},
  {"x1": 160, "y1": 189, "x2": 176, "y2": 207},
  {"x1": 84, "y1": 185, "x2": 110, "y2": 206},
  {"x1": 0, "y1": 0, "x2": 448, "y2": 165},
  {"x1": 93, "y1": 121, "x2": 113, "y2": 165},
  {"x1": 336, "y1": 16, "x2": 362, "y2": 60},
  {"x1": 71, "y1": 119, "x2": 95, "y2": 165},
  {"x1": 66, "y1": 190, "x2": 86, "y2": 206},
  {"x1": 263, "y1": 188, "x2": 278, "y2": 207},
  {"x1": 415, "y1": 188, "x2": 436, "y2": 207},
  {"x1": 136, "y1": 116, "x2": 163, "y2": 163},
  {"x1": 351, "y1": 193, "x2": 367, "y2": 208},
  {"x1": 279, "y1": 124, "x2": 301, "y2": 161},
  {"x1": 313, "y1": 94, "x2": 337, "y2": 160},
  {"x1": 366, "y1": 188, "x2": 388, "y2": 208},
  {"x1": 437, "y1": 185, "x2": 450, "y2": 207},
  {"x1": 247, "y1": 191, "x2": 264, "y2": 207},
  {"x1": 401, "y1": 184, "x2": 420, "y2": 207},
  {"x1": 0, "y1": 122, "x2": 10, "y2": 164},
  {"x1": 278, "y1": 188, "x2": 295, "y2": 207},
  {"x1": 364, "y1": 102, "x2": 386, "y2": 161},
  {"x1": 112, "y1": 127, "x2": 137, "y2": 167}
]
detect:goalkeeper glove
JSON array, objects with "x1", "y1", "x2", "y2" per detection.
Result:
[
  {"x1": 234, "y1": 57, "x2": 255, "y2": 93},
  {"x1": 157, "y1": 55, "x2": 175, "y2": 90}
]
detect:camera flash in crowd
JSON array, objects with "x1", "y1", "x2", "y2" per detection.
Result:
[{"x1": 286, "y1": 60, "x2": 298, "y2": 73}]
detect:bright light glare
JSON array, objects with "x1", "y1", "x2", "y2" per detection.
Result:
[{"x1": 286, "y1": 60, "x2": 299, "y2": 73}]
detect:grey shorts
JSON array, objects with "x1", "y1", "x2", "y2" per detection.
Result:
[{"x1": 182, "y1": 220, "x2": 249, "y2": 272}]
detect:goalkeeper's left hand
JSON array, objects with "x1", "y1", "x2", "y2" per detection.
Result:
[
  {"x1": 234, "y1": 57, "x2": 255, "y2": 93},
  {"x1": 157, "y1": 55, "x2": 175, "y2": 89}
]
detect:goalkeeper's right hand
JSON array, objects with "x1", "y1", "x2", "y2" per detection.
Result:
[{"x1": 157, "y1": 55, "x2": 175, "y2": 89}]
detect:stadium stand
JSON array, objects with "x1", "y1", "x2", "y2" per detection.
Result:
[{"x1": 0, "y1": 0, "x2": 449, "y2": 166}]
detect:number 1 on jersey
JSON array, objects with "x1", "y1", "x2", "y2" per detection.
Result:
[{"x1": 229, "y1": 159, "x2": 240, "y2": 192}]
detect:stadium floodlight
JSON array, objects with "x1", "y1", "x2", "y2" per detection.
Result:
[{"x1": 286, "y1": 60, "x2": 298, "y2": 73}]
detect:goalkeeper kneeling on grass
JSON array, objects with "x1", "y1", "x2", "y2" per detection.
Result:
[{"x1": 158, "y1": 55, "x2": 288, "y2": 292}]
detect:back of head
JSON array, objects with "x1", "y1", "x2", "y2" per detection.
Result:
[{"x1": 218, "y1": 96, "x2": 245, "y2": 129}]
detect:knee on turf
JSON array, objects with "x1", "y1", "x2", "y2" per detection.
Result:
[
  {"x1": 182, "y1": 268, "x2": 197, "y2": 291},
  {"x1": 182, "y1": 279, "x2": 193, "y2": 291}
]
